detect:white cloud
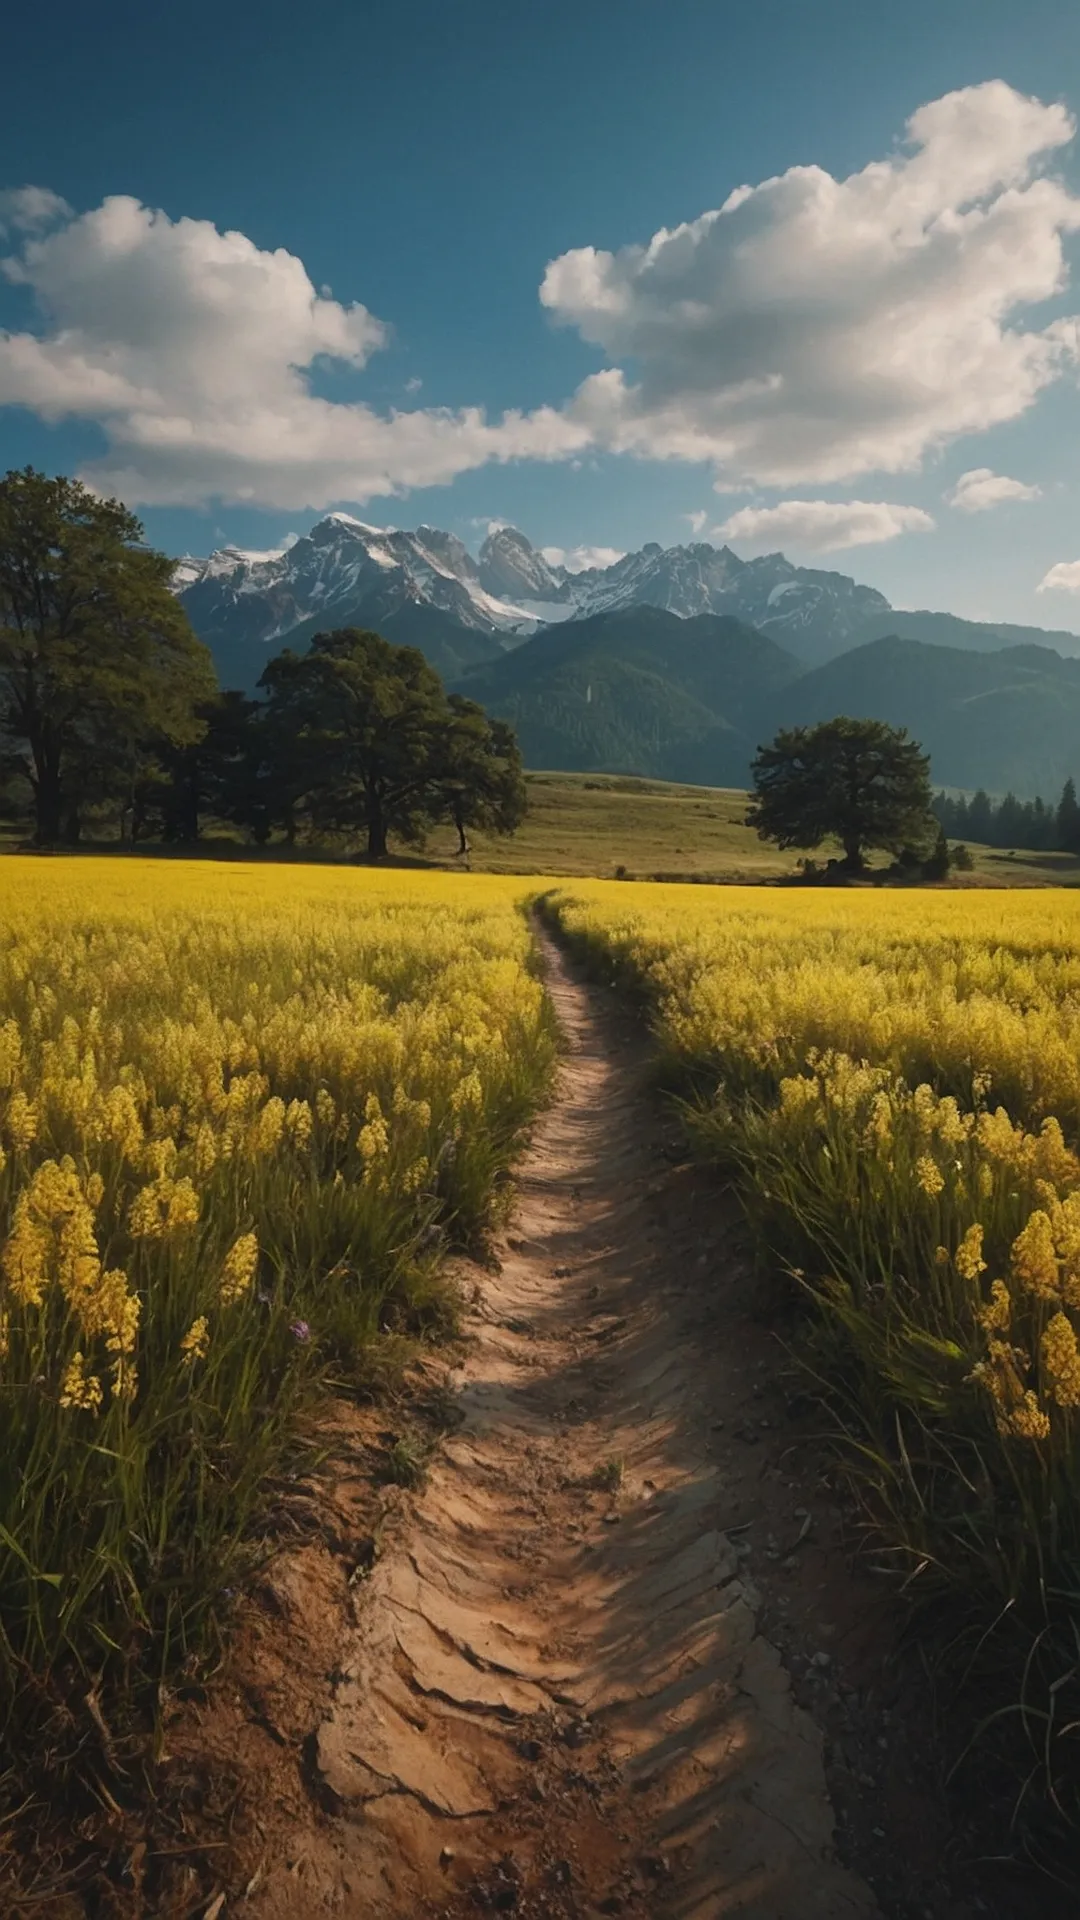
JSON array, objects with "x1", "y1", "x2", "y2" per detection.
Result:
[
  {"x1": 5, "y1": 82, "x2": 1080, "y2": 513},
  {"x1": 541, "y1": 544, "x2": 626, "y2": 573},
  {"x1": 0, "y1": 185, "x2": 71, "y2": 237},
  {"x1": 1038, "y1": 560, "x2": 1080, "y2": 593},
  {"x1": 542, "y1": 81, "x2": 1080, "y2": 487},
  {"x1": 715, "y1": 498, "x2": 934, "y2": 553},
  {"x1": 0, "y1": 195, "x2": 587, "y2": 509},
  {"x1": 685, "y1": 510, "x2": 709, "y2": 535},
  {"x1": 945, "y1": 466, "x2": 1042, "y2": 510}
]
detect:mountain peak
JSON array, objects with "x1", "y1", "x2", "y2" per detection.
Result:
[{"x1": 477, "y1": 525, "x2": 567, "y2": 603}]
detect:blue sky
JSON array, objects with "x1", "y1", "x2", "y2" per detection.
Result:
[{"x1": 4, "y1": 0, "x2": 1080, "y2": 627}]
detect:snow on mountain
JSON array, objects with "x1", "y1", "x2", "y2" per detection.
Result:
[
  {"x1": 175, "y1": 513, "x2": 896, "y2": 680},
  {"x1": 477, "y1": 525, "x2": 569, "y2": 603}
]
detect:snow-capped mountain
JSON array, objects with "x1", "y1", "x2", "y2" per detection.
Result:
[
  {"x1": 176, "y1": 512, "x2": 541, "y2": 651},
  {"x1": 556, "y1": 542, "x2": 890, "y2": 652},
  {"x1": 176, "y1": 512, "x2": 897, "y2": 673},
  {"x1": 176, "y1": 514, "x2": 1080, "y2": 690}
]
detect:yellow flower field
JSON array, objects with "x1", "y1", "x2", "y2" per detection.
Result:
[
  {"x1": 0, "y1": 860, "x2": 552, "y2": 1766},
  {"x1": 549, "y1": 879, "x2": 1080, "y2": 1805}
]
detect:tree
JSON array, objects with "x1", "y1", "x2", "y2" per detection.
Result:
[
  {"x1": 433, "y1": 696, "x2": 527, "y2": 856},
  {"x1": 258, "y1": 629, "x2": 454, "y2": 859},
  {"x1": 966, "y1": 789, "x2": 994, "y2": 844},
  {"x1": 1058, "y1": 777, "x2": 1080, "y2": 853},
  {"x1": 747, "y1": 716, "x2": 935, "y2": 872},
  {"x1": 0, "y1": 468, "x2": 217, "y2": 843},
  {"x1": 138, "y1": 691, "x2": 262, "y2": 844}
]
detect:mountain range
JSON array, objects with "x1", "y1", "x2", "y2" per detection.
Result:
[{"x1": 175, "y1": 515, "x2": 1080, "y2": 798}]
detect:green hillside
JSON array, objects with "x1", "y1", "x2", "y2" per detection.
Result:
[
  {"x1": 773, "y1": 637, "x2": 1080, "y2": 796},
  {"x1": 456, "y1": 605, "x2": 800, "y2": 782}
]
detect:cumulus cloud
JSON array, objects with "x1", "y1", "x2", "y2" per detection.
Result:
[
  {"x1": 1038, "y1": 560, "x2": 1080, "y2": 593},
  {"x1": 542, "y1": 80, "x2": 1080, "y2": 487},
  {"x1": 0, "y1": 194, "x2": 586, "y2": 509},
  {"x1": 945, "y1": 466, "x2": 1042, "y2": 510},
  {"x1": 541, "y1": 544, "x2": 626, "y2": 573},
  {"x1": 715, "y1": 499, "x2": 934, "y2": 553},
  {"x1": 685, "y1": 510, "x2": 709, "y2": 535},
  {"x1": 0, "y1": 185, "x2": 71, "y2": 236},
  {"x1": 5, "y1": 82, "x2": 1080, "y2": 512}
]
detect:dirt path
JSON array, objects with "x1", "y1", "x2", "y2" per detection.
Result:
[{"x1": 256, "y1": 927, "x2": 877, "y2": 1919}]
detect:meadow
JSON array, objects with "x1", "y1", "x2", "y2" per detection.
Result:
[
  {"x1": 548, "y1": 881, "x2": 1080, "y2": 1829},
  {"x1": 8, "y1": 844, "x2": 1080, "y2": 1867},
  {"x1": 0, "y1": 860, "x2": 554, "y2": 1799},
  {"x1": 430, "y1": 770, "x2": 1080, "y2": 887}
]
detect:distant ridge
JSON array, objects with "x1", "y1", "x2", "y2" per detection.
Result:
[{"x1": 175, "y1": 513, "x2": 1080, "y2": 690}]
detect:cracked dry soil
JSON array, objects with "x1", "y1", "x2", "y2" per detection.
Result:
[{"x1": 248, "y1": 927, "x2": 880, "y2": 1919}]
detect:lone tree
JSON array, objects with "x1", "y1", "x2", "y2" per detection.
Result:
[
  {"x1": 433, "y1": 695, "x2": 527, "y2": 856},
  {"x1": 747, "y1": 716, "x2": 935, "y2": 872},
  {"x1": 258, "y1": 628, "x2": 526, "y2": 860},
  {"x1": 0, "y1": 468, "x2": 216, "y2": 842}
]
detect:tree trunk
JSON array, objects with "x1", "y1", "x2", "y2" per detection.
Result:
[
  {"x1": 33, "y1": 766, "x2": 63, "y2": 846},
  {"x1": 63, "y1": 804, "x2": 82, "y2": 844},
  {"x1": 366, "y1": 786, "x2": 388, "y2": 861},
  {"x1": 454, "y1": 800, "x2": 469, "y2": 857},
  {"x1": 842, "y1": 837, "x2": 864, "y2": 873}
]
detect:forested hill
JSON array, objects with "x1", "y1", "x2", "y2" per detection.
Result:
[
  {"x1": 453, "y1": 613, "x2": 1080, "y2": 797},
  {"x1": 765, "y1": 637, "x2": 1080, "y2": 798},
  {"x1": 456, "y1": 607, "x2": 802, "y2": 785}
]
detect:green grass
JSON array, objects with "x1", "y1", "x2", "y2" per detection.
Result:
[
  {"x1": 423, "y1": 770, "x2": 1080, "y2": 888},
  {"x1": 423, "y1": 771, "x2": 794, "y2": 880},
  {"x1": 11, "y1": 770, "x2": 1080, "y2": 888}
]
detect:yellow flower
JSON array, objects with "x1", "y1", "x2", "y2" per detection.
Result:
[
  {"x1": 252, "y1": 1096, "x2": 285, "y2": 1156},
  {"x1": 143, "y1": 1136, "x2": 178, "y2": 1180},
  {"x1": 357, "y1": 1092, "x2": 389, "y2": 1163},
  {"x1": 978, "y1": 1278, "x2": 1013, "y2": 1334},
  {"x1": 451, "y1": 1070, "x2": 484, "y2": 1115},
  {"x1": 2, "y1": 1195, "x2": 51, "y2": 1306},
  {"x1": 181, "y1": 1315, "x2": 209, "y2": 1363},
  {"x1": 955, "y1": 1225, "x2": 986, "y2": 1283},
  {"x1": 284, "y1": 1098, "x2": 313, "y2": 1150},
  {"x1": 59, "y1": 1351, "x2": 103, "y2": 1414},
  {"x1": 220, "y1": 1231, "x2": 258, "y2": 1305},
  {"x1": 915, "y1": 1155, "x2": 945, "y2": 1198},
  {"x1": 128, "y1": 1176, "x2": 200, "y2": 1238},
  {"x1": 5, "y1": 1089, "x2": 37, "y2": 1151},
  {"x1": 1040, "y1": 1312, "x2": 1080, "y2": 1409},
  {"x1": 110, "y1": 1354, "x2": 138, "y2": 1404},
  {"x1": 1010, "y1": 1211, "x2": 1060, "y2": 1300},
  {"x1": 85, "y1": 1171, "x2": 105, "y2": 1209},
  {"x1": 1002, "y1": 1390, "x2": 1051, "y2": 1442},
  {"x1": 193, "y1": 1122, "x2": 218, "y2": 1178}
]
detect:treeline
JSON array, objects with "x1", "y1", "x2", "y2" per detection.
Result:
[
  {"x1": 0, "y1": 468, "x2": 524, "y2": 855},
  {"x1": 932, "y1": 780, "x2": 1080, "y2": 853}
]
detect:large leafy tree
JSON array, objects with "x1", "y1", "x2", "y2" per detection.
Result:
[
  {"x1": 260, "y1": 629, "x2": 456, "y2": 859},
  {"x1": 434, "y1": 695, "x2": 527, "y2": 856},
  {"x1": 747, "y1": 715, "x2": 935, "y2": 872},
  {"x1": 0, "y1": 468, "x2": 217, "y2": 842},
  {"x1": 257, "y1": 630, "x2": 528, "y2": 860}
]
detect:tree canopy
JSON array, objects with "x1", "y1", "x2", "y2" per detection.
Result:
[
  {"x1": 0, "y1": 468, "x2": 216, "y2": 842},
  {"x1": 0, "y1": 471, "x2": 527, "y2": 859},
  {"x1": 255, "y1": 628, "x2": 526, "y2": 859},
  {"x1": 747, "y1": 716, "x2": 935, "y2": 871}
]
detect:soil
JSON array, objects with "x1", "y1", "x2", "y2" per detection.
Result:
[{"x1": 21, "y1": 925, "x2": 1050, "y2": 1918}]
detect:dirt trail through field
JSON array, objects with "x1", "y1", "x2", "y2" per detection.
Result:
[{"x1": 285, "y1": 928, "x2": 880, "y2": 1918}]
